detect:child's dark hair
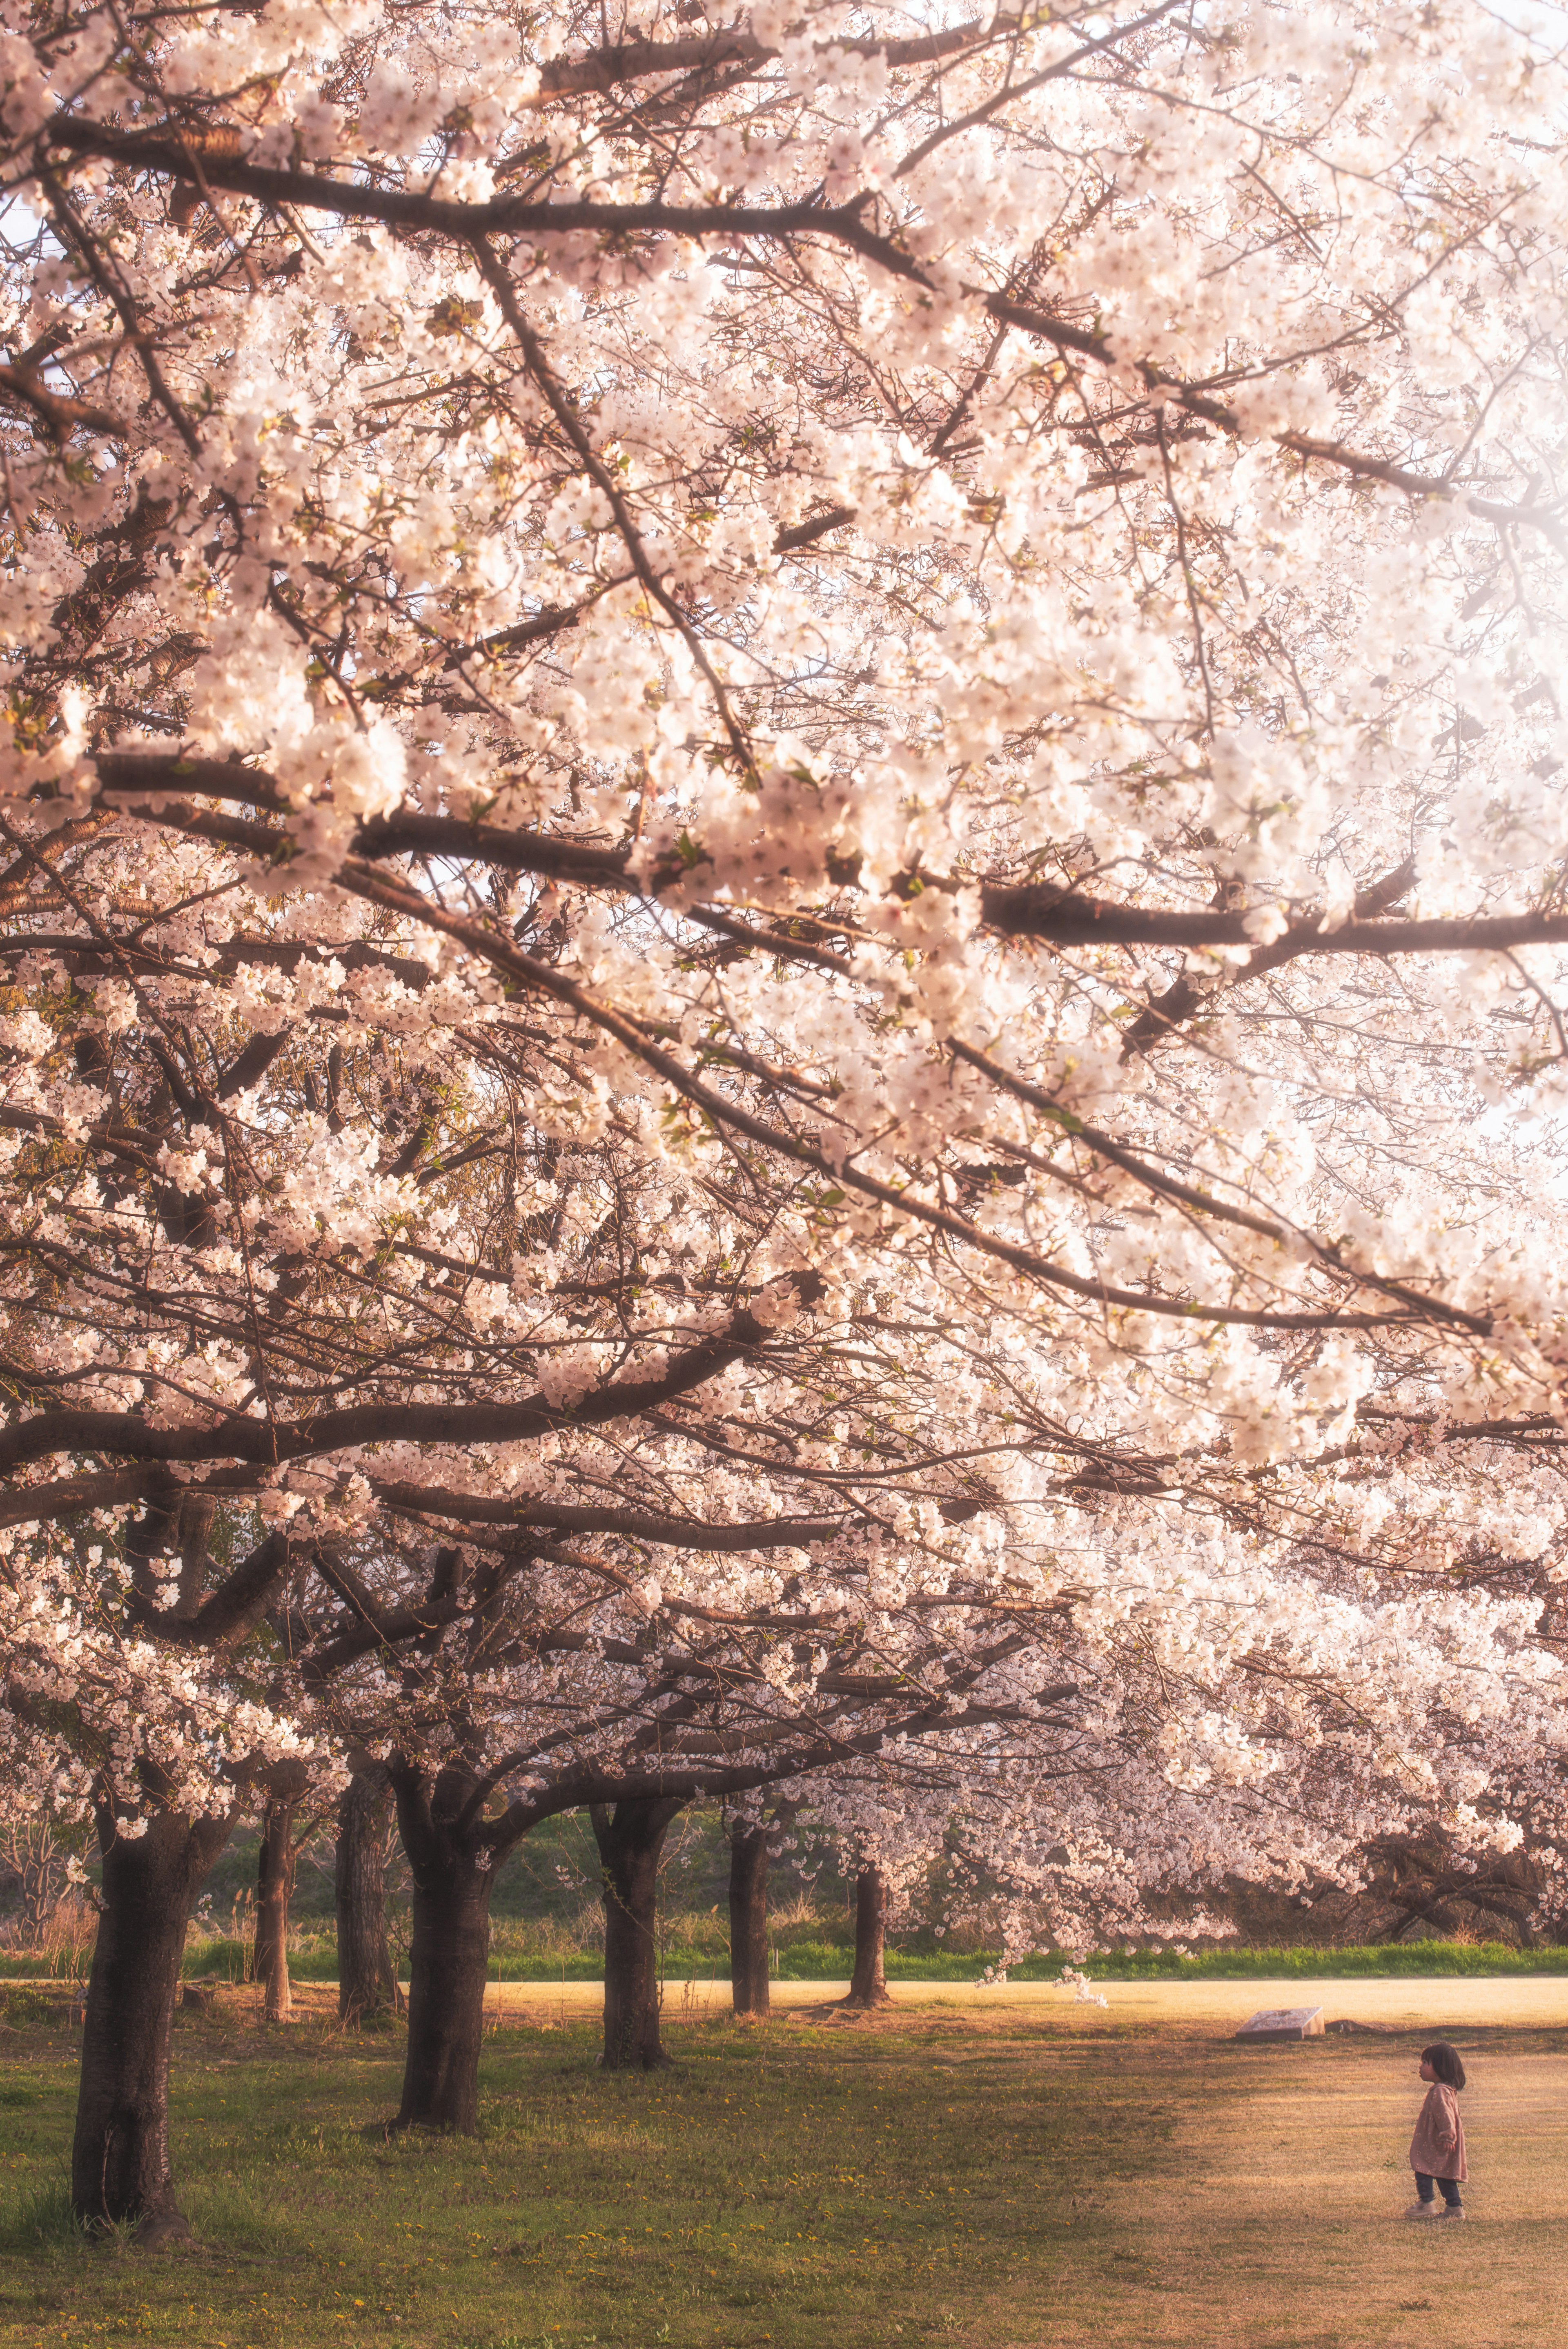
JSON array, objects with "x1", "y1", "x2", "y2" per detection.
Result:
[{"x1": 1423, "y1": 2042, "x2": 1466, "y2": 2090}]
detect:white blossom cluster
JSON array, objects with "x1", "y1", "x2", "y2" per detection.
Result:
[{"x1": 0, "y1": 0, "x2": 1564, "y2": 1939}]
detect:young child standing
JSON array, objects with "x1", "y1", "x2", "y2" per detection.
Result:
[{"x1": 1406, "y1": 2041, "x2": 1467, "y2": 2220}]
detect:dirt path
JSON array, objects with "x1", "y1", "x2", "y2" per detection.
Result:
[{"x1": 482, "y1": 1972, "x2": 1568, "y2": 2030}]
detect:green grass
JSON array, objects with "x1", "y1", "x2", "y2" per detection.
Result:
[
  {"x1": 1068, "y1": 1939, "x2": 1568, "y2": 1980},
  {"x1": 0, "y1": 1982, "x2": 1169, "y2": 2349},
  {"x1": 9, "y1": 1984, "x2": 1568, "y2": 2348},
  {"x1": 815, "y1": 1941, "x2": 1568, "y2": 1982},
  {"x1": 259, "y1": 1937, "x2": 1568, "y2": 1984},
  {"x1": 9, "y1": 1935, "x2": 1566, "y2": 1991}
]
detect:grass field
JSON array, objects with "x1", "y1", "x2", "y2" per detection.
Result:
[
  {"x1": 14, "y1": 1925, "x2": 1568, "y2": 1989},
  {"x1": 2, "y1": 1979, "x2": 1566, "y2": 2349},
  {"x1": 167, "y1": 1937, "x2": 1568, "y2": 1985}
]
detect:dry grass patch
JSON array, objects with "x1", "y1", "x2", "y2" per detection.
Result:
[{"x1": 993, "y1": 2027, "x2": 1568, "y2": 2348}]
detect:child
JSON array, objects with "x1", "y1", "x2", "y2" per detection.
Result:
[{"x1": 1405, "y1": 2041, "x2": 1467, "y2": 2220}]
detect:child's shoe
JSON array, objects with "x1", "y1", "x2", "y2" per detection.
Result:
[
  {"x1": 1404, "y1": 2202, "x2": 1436, "y2": 2219},
  {"x1": 1438, "y1": 2204, "x2": 1466, "y2": 2221}
]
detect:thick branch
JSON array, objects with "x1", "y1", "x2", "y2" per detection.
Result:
[
  {"x1": 41, "y1": 124, "x2": 1565, "y2": 546},
  {"x1": 124, "y1": 1529, "x2": 291, "y2": 1647},
  {"x1": 370, "y1": 1481, "x2": 842, "y2": 1548},
  {"x1": 94, "y1": 765, "x2": 1568, "y2": 960},
  {"x1": 0, "y1": 360, "x2": 118, "y2": 438},
  {"x1": 534, "y1": 15, "x2": 998, "y2": 98},
  {"x1": 0, "y1": 1293, "x2": 816, "y2": 1473}
]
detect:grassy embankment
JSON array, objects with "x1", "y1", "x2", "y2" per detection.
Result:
[
  {"x1": 178, "y1": 1934, "x2": 1568, "y2": 1982},
  {"x1": 10, "y1": 1926, "x2": 1568, "y2": 1985},
  {"x1": 4, "y1": 1979, "x2": 1568, "y2": 2349}
]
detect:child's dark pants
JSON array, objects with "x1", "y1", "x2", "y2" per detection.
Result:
[{"x1": 1414, "y1": 2173, "x2": 1463, "y2": 2207}]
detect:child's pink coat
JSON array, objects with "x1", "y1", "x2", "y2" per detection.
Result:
[{"x1": 1409, "y1": 2082, "x2": 1467, "y2": 2182}]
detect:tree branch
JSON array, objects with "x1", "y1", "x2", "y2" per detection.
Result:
[{"x1": 0, "y1": 1290, "x2": 817, "y2": 1472}]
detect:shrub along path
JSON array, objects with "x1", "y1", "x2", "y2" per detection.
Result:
[{"x1": 0, "y1": 1985, "x2": 1565, "y2": 2348}]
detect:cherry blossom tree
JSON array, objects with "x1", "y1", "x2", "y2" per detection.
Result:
[
  {"x1": 2, "y1": 0, "x2": 1567, "y2": 2240},
  {"x1": 0, "y1": 1503, "x2": 324, "y2": 2235},
  {"x1": 0, "y1": 0, "x2": 1562, "y2": 1429}
]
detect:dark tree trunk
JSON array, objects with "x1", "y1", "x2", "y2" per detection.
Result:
[
  {"x1": 394, "y1": 1828, "x2": 495, "y2": 2132},
  {"x1": 174, "y1": 1492, "x2": 215, "y2": 1620},
  {"x1": 592, "y1": 1796, "x2": 685, "y2": 2070},
  {"x1": 336, "y1": 1769, "x2": 397, "y2": 2024},
  {"x1": 387, "y1": 1754, "x2": 556, "y2": 2130},
  {"x1": 254, "y1": 1793, "x2": 299, "y2": 2024},
  {"x1": 842, "y1": 1862, "x2": 891, "y2": 2010},
  {"x1": 728, "y1": 1823, "x2": 770, "y2": 2018},
  {"x1": 71, "y1": 1806, "x2": 232, "y2": 2238}
]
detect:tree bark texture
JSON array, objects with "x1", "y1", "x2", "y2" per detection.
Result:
[
  {"x1": 396, "y1": 1849, "x2": 493, "y2": 2130},
  {"x1": 390, "y1": 1761, "x2": 500, "y2": 2132},
  {"x1": 592, "y1": 1796, "x2": 685, "y2": 2070},
  {"x1": 335, "y1": 1769, "x2": 397, "y2": 2024},
  {"x1": 842, "y1": 1862, "x2": 891, "y2": 2009},
  {"x1": 254, "y1": 1793, "x2": 299, "y2": 2024},
  {"x1": 71, "y1": 1806, "x2": 232, "y2": 2236},
  {"x1": 728, "y1": 1823, "x2": 770, "y2": 2017}
]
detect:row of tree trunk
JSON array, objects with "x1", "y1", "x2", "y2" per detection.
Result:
[
  {"x1": 69, "y1": 1779, "x2": 889, "y2": 2236},
  {"x1": 250, "y1": 1775, "x2": 401, "y2": 2028},
  {"x1": 727, "y1": 1835, "x2": 890, "y2": 2015}
]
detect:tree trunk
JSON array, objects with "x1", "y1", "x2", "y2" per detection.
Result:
[
  {"x1": 395, "y1": 1846, "x2": 494, "y2": 2131},
  {"x1": 71, "y1": 1806, "x2": 231, "y2": 2238},
  {"x1": 842, "y1": 1862, "x2": 891, "y2": 2010},
  {"x1": 254, "y1": 1793, "x2": 299, "y2": 2024},
  {"x1": 174, "y1": 1491, "x2": 215, "y2": 1619},
  {"x1": 336, "y1": 1770, "x2": 397, "y2": 2024},
  {"x1": 592, "y1": 1796, "x2": 685, "y2": 2070},
  {"x1": 728, "y1": 1823, "x2": 770, "y2": 2018}
]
